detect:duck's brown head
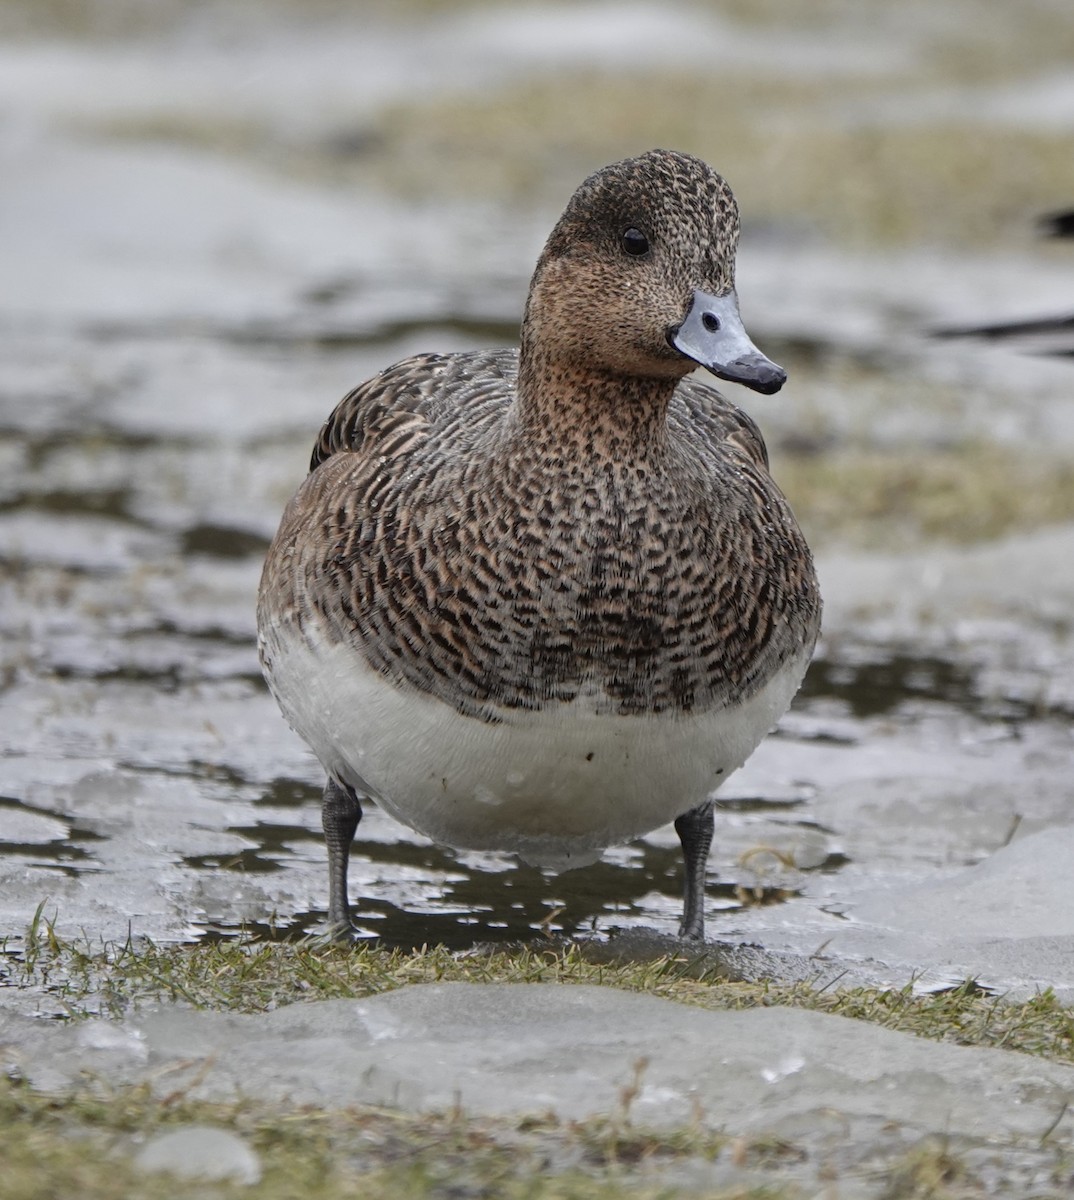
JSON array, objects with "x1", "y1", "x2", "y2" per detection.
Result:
[{"x1": 523, "y1": 148, "x2": 785, "y2": 395}]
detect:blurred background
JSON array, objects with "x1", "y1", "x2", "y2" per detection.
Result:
[{"x1": 1, "y1": 0, "x2": 1073, "y2": 975}]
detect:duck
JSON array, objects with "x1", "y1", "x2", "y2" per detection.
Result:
[{"x1": 256, "y1": 148, "x2": 821, "y2": 941}]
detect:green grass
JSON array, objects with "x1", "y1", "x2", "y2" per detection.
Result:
[
  {"x1": 0, "y1": 1066, "x2": 1003, "y2": 1199},
  {"x1": 10, "y1": 912, "x2": 1074, "y2": 1060},
  {"x1": 7, "y1": 916, "x2": 1074, "y2": 1197},
  {"x1": 0, "y1": 1071, "x2": 756, "y2": 1200}
]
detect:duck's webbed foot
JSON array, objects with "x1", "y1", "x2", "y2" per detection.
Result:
[
  {"x1": 674, "y1": 800, "x2": 714, "y2": 940},
  {"x1": 322, "y1": 777, "x2": 363, "y2": 938}
]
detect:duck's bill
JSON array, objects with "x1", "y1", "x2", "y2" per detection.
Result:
[{"x1": 669, "y1": 288, "x2": 787, "y2": 395}]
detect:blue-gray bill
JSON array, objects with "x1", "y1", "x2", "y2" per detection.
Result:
[{"x1": 670, "y1": 288, "x2": 787, "y2": 395}]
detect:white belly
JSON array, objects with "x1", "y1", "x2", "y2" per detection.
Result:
[{"x1": 265, "y1": 632, "x2": 809, "y2": 870}]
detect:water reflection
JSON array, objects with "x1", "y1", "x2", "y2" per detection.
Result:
[{"x1": 188, "y1": 828, "x2": 797, "y2": 952}]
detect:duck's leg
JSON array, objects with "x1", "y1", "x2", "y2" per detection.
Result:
[
  {"x1": 322, "y1": 777, "x2": 362, "y2": 934},
  {"x1": 674, "y1": 800, "x2": 714, "y2": 940}
]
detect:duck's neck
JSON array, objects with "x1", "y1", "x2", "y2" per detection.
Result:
[{"x1": 513, "y1": 341, "x2": 679, "y2": 463}]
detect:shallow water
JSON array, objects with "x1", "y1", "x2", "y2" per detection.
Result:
[{"x1": 2, "y1": 1, "x2": 1074, "y2": 1008}]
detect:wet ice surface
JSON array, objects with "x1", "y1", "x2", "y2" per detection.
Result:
[
  {"x1": 2, "y1": 5, "x2": 1074, "y2": 1014},
  {"x1": 6, "y1": 982, "x2": 1074, "y2": 1195}
]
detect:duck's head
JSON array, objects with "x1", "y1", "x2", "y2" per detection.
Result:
[{"x1": 525, "y1": 148, "x2": 785, "y2": 395}]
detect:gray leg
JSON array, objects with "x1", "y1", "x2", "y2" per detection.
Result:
[
  {"x1": 674, "y1": 800, "x2": 714, "y2": 940},
  {"x1": 322, "y1": 778, "x2": 362, "y2": 933}
]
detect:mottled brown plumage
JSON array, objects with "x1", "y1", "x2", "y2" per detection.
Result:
[{"x1": 257, "y1": 149, "x2": 821, "y2": 940}]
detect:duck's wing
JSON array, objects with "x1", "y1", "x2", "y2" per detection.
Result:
[
  {"x1": 672, "y1": 375, "x2": 771, "y2": 472},
  {"x1": 309, "y1": 349, "x2": 517, "y2": 472}
]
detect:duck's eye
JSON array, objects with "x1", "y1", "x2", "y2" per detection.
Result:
[{"x1": 620, "y1": 228, "x2": 650, "y2": 257}]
